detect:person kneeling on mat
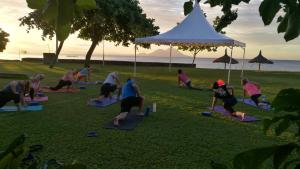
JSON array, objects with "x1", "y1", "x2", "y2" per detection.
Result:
[
  {"x1": 92, "y1": 72, "x2": 121, "y2": 102},
  {"x1": 29, "y1": 74, "x2": 45, "y2": 99},
  {"x1": 177, "y1": 69, "x2": 201, "y2": 90},
  {"x1": 211, "y1": 79, "x2": 245, "y2": 120},
  {"x1": 76, "y1": 65, "x2": 91, "y2": 82},
  {"x1": 113, "y1": 78, "x2": 144, "y2": 126},
  {"x1": 50, "y1": 70, "x2": 75, "y2": 91},
  {"x1": 242, "y1": 78, "x2": 264, "y2": 106},
  {"x1": 0, "y1": 80, "x2": 30, "y2": 110}
]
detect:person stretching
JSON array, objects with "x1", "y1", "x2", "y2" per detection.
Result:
[
  {"x1": 76, "y1": 66, "x2": 91, "y2": 82},
  {"x1": 92, "y1": 72, "x2": 121, "y2": 101},
  {"x1": 50, "y1": 70, "x2": 75, "y2": 90},
  {"x1": 242, "y1": 78, "x2": 262, "y2": 106},
  {"x1": 177, "y1": 69, "x2": 201, "y2": 90},
  {"x1": 0, "y1": 80, "x2": 30, "y2": 110},
  {"x1": 29, "y1": 74, "x2": 45, "y2": 99},
  {"x1": 211, "y1": 79, "x2": 245, "y2": 120},
  {"x1": 113, "y1": 78, "x2": 144, "y2": 126}
]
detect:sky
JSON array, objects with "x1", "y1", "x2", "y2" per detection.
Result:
[{"x1": 0, "y1": 0, "x2": 299, "y2": 60}]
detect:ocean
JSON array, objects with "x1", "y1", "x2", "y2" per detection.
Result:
[{"x1": 1, "y1": 53, "x2": 300, "y2": 72}]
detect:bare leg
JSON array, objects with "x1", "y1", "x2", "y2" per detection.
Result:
[
  {"x1": 233, "y1": 111, "x2": 245, "y2": 120},
  {"x1": 113, "y1": 112, "x2": 128, "y2": 126},
  {"x1": 136, "y1": 97, "x2": 145, "y2": 116}
]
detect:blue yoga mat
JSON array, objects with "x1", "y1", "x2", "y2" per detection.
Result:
[
  {"x1": 212, "y1": 106, "x2": 258, "y2": 122},
  {"x1": 238, "y1": 98, "x2": 271, "y2": 111},
  {"x1": 0, "y1": 105, "x2": 43, "y2": 112},
  {"x1": 88, "y1": 96, "x2": 118, "y2": 108},
  {"x1": 76, "y1": 81, "x2": 102, "y2": 85}
]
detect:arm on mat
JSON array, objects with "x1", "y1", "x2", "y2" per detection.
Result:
[{"x1": 211, "y1": 97, "x2": 217, "y2": 111}]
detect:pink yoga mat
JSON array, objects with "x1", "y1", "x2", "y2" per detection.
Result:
[
  {"x1": 24, "y1": 96, "x2": 48, "y2": 102},
  {"x1": 41, "y1": 87, "x2": 80, "y2": 93}
]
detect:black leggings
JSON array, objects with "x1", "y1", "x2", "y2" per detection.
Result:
[
  {"x1": 251, "y1": 94, "x2": 261, "y2": 106},
  {"x1": 0, "y1": 92, "x2": 20, "y2": 108},
  {"x1": 223, "y1": 97, "x2": 237, "y2": 114},
  {"x1": 50, "y1": 80, "x2": 72, "y2": 90}
]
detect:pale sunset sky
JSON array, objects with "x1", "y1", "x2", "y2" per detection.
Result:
[{"x1": 0, "y1": 0, "x2": 299, "y2": 60}]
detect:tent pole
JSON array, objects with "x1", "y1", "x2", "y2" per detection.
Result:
[
  {"x1": 169, "y1": 44, "x2": 172, "y2": 72},
  {"x1": 134, "y1": 44, "x2": 137, "y2": 77},
  {"x1": 259, "y1": 63, "x2": 261, "y2": 71},
  {"x1": 227, "y1": 46, "x2": 234, "y2": 84},
  {"x1": 241, "y1": 47, "x2": 246, "y2": 78},
  {"x1": 102, "y1": 40, "x2": 105, "y2": 66}
]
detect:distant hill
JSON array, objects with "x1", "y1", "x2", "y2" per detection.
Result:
[{"x1": 140, "y1": 49, "x2": 190, "y2": 57}]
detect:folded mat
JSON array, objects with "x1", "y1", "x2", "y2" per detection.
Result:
[
  {"x1": 88, "y1": 96, "x2": 118, "y2": 108},
  {"x1": 0, "y1": 105, "x2": 43, "y2": 112},
  {"x1": 238, "y1": 98, "x2": 271, "y2": 111},
  {"x1": 75, "y1": 81, "x2": 102, "y2": 85},
  {"x1": 104, "y1": 110, "x2": 146, "y2": 130},
  {"x1": 212, "y1": 105, "x2": 258, "y2": 122},
  {"x1": 24, "y1": 96, "x2": 48, "y2": 102},
  {"x1": 41, "y1": 87, "x2": 80, "y2": 93}
]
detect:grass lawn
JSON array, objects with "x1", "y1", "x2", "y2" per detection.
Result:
[{"x1": 0, "y1": 61, "x2": 300, "y2": 169}]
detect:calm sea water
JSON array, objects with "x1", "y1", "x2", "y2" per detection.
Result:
[{"x1": 1, "y1": 53, "x2": 300, "y2": 72}]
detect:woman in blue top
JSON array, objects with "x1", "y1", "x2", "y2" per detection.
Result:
[
  {"x1": 0, "y1": 80, "x2": 30, "y2": 110},
  {"x1": 76, "y1": 65, "x2": 91, "y2": 82},
  {"x1": 113, "y1": 78, "x2": 144, "y2": 126}
]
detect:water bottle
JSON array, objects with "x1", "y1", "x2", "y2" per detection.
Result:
[
  {"x1": 145, "y1": 107, "x2": 150, "y2": 117},
  {"x1": 262, "y1": 95, "x2": 266, "y2": 102},
  {"x1": 152, "y1": 102, "x2": 157, "y2": 113}
]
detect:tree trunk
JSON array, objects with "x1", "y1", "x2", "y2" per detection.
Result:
[
  {"x1": 192, "y1": 49, "x2": 197, "y2": 64},
  {"x1": 49, "y1": 40, "x2": 64, "y2": 68},
  {"x1": 84, "y1": 39, "x2": 99, "y2": 67}
]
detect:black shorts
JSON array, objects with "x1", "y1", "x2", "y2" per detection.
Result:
[
  {"x1": 251, "y1": 94, "x2": 261, "y2": 105},
  {"x1": 0, "y1": 91, "x2": 20, "y2": 108},
  {"x1": 185, "y1": 81, "x2": 192, "y2": 88},
  {"x1": 121, "y1": 96, "x2": 143, "y2": 113},
  {"x1": 100, "y1": 83, "x2": 117, "y2": 97}
]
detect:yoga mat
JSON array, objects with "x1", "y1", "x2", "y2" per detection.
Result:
[
  {"x1": 75, "y1": 81, "x2": 102, "y2": 85},
  {"x1": 212, "y1": 106, "x2": 258, "y2": 122},
  {"x1": 24, "y1": 96, "x2": 48, "y2": 102},
  {"x1": 0, "y1": 105, "x2": 43, "y2": 112},
  {"x1": 104, "y1": 114, "x2": 144, "y2": 131},
  {"x1": 88, "y1": 96, "x2": 118, "y2": 108},
  {"x1": 238, "y1": 98, "x2": 271, "y2": 111},
  {"x1": 41, "y1": 87, "x2": 80, "y2": 93}
]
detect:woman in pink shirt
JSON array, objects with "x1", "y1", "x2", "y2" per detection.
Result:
[
  {"x1": 242, "y1": 79, "x2": 261, "y2": 105},
  {"x1": 178, "y1": 69, "x2": 192, "y2": 88},
  {"x1": 50, "y1": 70, "x2": 75, "y2": 90}
]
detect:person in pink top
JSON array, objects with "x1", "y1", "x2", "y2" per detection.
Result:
[
  {"x1": 242, "y1": 79, "x2": 262, "y2": 105},
  {"x1": 50, "y1": 70, "x2": 75, "y2": 90},
  {"x1": 177, "y1": 69, "x2": 202, "y2": 90}
]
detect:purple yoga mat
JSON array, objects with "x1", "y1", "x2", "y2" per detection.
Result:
[
  {"x1": 24, "y1": 96, "x2": 48, "y2": 102},
  {"x1": 212, "y1": 106, "x2": 258, "y2": 122},
  {"x1": 88, "y1": 96, "x2": 118, "y2": 108},
  {"x1": 238, "y1": 98, "x2": 271, "y2": 111}
]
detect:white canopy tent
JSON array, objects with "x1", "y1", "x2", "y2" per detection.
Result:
[{"x1": 134, "y1": 2, "x2": 246, "y2": 84}]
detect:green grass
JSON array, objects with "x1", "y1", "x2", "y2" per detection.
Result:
[{"x1": 0, "y1": 61, "x2": 300, "y2": 169}]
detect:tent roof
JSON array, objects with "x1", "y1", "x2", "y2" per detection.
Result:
[
  {"x1": 213, "y1": 49, "x2": 239, "y2": 64},
  {"x1": 249, "y1": 50, "x2": 273, "y2": 64},
  {"x1": 135, "y1": 3, "x2": 245, "y2": 47}
]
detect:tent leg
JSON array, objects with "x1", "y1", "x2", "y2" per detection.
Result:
[
  {"x1": 134, "y1": 44, "x2": 137, "y2": 77},
  {"x1": 227, "y1": 46, "x2": 234, "y2": 84},
  {"x1": 241, "y1": 47, "x2": 246, "y2": 78},
  {"x1": 102, "y1": 40, "x2": 105, "y2": 66},
  {"x1": 259, "y1": 63, "x2": 261, "y2": 71},
  {"x1": 169, "y1": 44, "x2": 172, "y2": 72}
]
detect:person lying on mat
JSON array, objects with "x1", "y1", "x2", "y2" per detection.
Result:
[
  {"x1": 76, "y1": 65, "x2": 91, "y2": 82},
  {"x1": 29, "y1": 74, "x2": 45, "y2": 100},
  {"x1": 211, "y1": 79, "x2": 245, "y2": 120},
  {"x1": 50, "y1": 70, "x2": 75, "y2": 91},
  {"x1": 91, "y1": 72, "x2": 121, "y2": 101},
  {"x1": 113, "y1": 78, "x2": 144, "y2": 126},
  {"x1": 177, "y1": 69, "x2": 201, "y2": 90},
  {"x1": 242, "y1": 78, "x2": 263, "y2": 106},
  {"x1": 0, "y1": 80, "x2": 30, "y2": 110}
]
